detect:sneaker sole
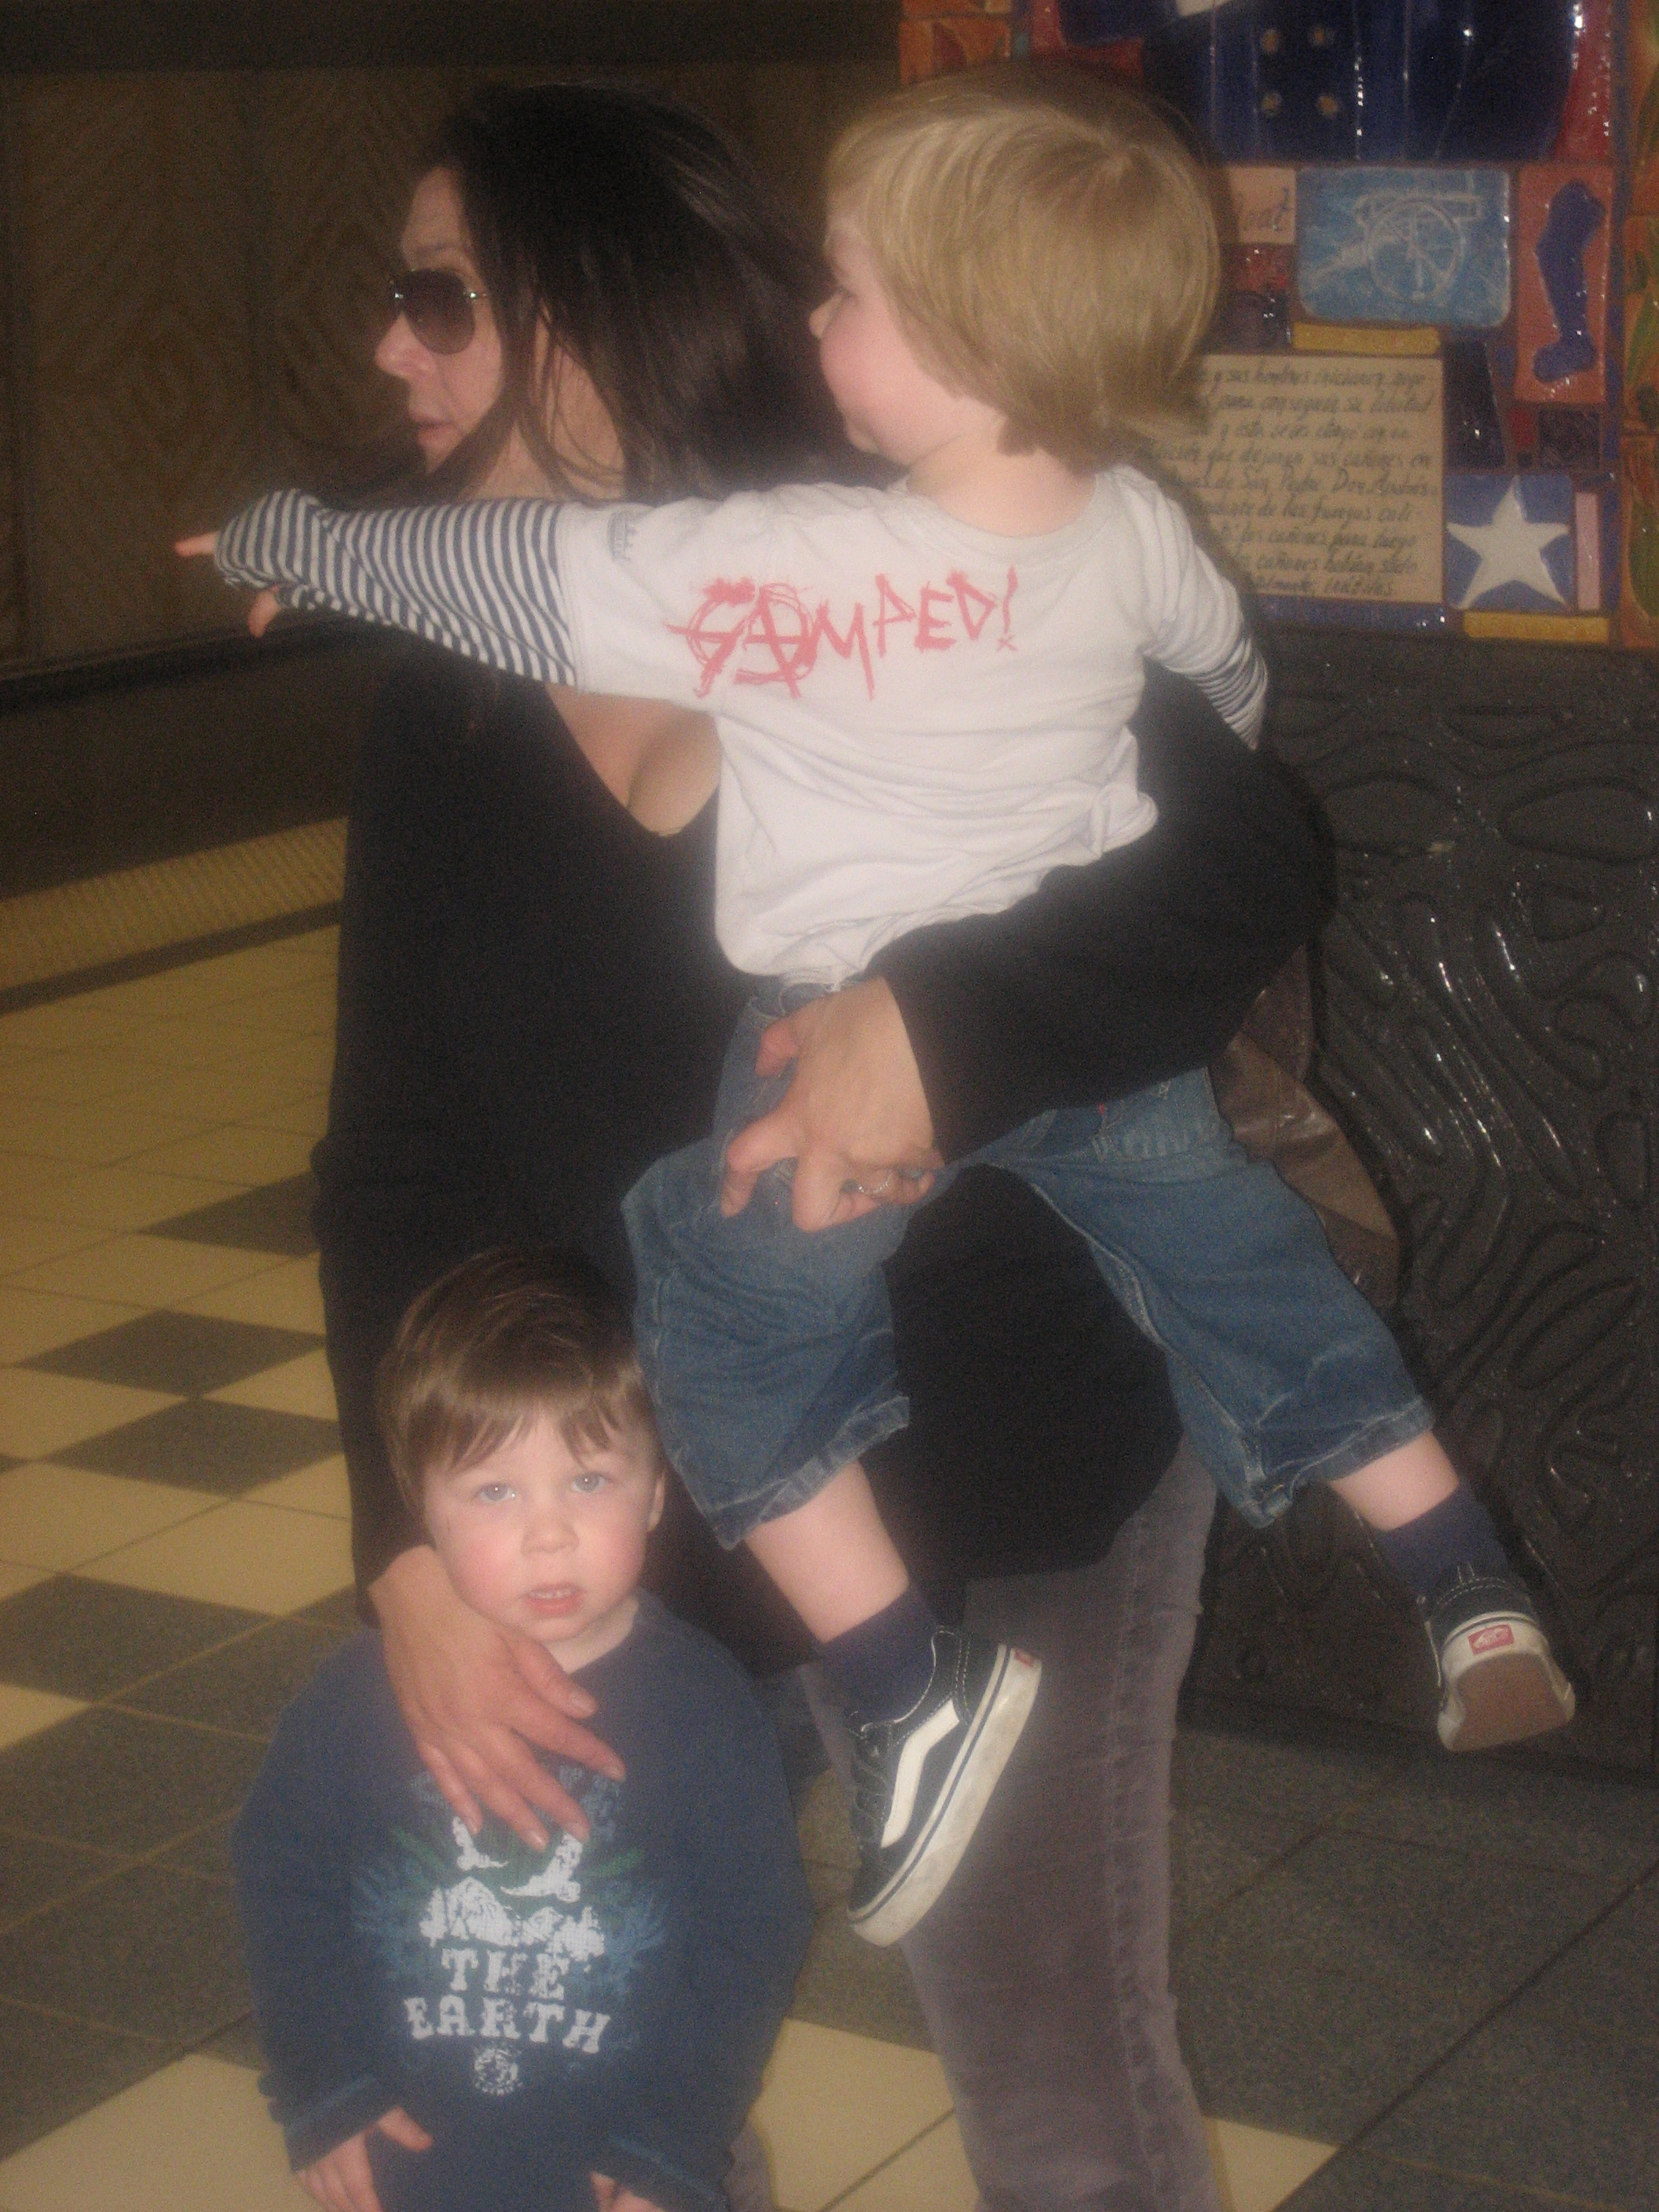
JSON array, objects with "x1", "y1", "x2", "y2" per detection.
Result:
[
  {"x1": 848, "y1": 1647, "x2": 1041, "y2": 1947},
  {"x1": 1438, "y1": 1617, "x2": 1575, "y2": 1752}
]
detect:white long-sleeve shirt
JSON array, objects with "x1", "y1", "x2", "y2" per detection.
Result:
[{"x1": 218, "y1": 471, "x2": 1265, "y2": 984}]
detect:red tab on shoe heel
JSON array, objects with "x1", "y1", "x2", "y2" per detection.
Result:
[{"x1": 1469, "y1": 1624, "x2": 1517, "y2": 1654}]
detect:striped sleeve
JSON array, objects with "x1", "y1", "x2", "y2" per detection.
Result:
[
  {"x1": 1190, "y1": 624, "x2": 1268, "y2": 745},
  {"x1": 1119, "y1": 473, "x2": 1268, "y2": 747},
  {"x1": 214, "y1": 491, "x2": 578, "y2": 685}
]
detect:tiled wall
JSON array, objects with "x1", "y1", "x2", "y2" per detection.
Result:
[{"x1": 0, "y1": 46, "x2": 893, "y2": 669}]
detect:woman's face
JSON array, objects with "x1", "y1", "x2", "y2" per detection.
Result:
[
  {"x1": 377, "y1": 167, "x2": 625, "y2": 498},
  {"x1": 375, "y1": 167, "x2": 504, "y2": 471}
]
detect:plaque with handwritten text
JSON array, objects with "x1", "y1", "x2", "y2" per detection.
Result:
[{"x1": 1160, "y1": 353, "x2": 1445, "y2": 605}]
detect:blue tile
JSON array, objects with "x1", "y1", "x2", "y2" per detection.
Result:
[
  {"x1": 1444, "y1": 473, "x2": 1575, "y2": 610},
  {"x1": 1259, "y1": 595, "x2": 1449, "y2": 631},
  {"x1": 1298, "y1": 169, "x2": 1511, "y2": 327}
]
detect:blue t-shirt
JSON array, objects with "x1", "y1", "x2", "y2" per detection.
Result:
[{"x1": 233, "y1": 1595, "x2": 812, "y2": 2212}]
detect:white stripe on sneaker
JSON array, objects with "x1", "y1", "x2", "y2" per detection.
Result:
[{"x1": 879, "y1": 1699, "x2": 961, "y2": 1849}]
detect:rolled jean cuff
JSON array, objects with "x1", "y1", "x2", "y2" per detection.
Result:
[
  {"x1": 727, "y1": 1388, "x2": 912, "y2": 1545},
  {"x1": 1229, "y1": 1394, "x2": 1437, "y2": 1529}
]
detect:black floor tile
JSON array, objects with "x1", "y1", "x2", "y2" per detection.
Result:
[
  {"x1": 1365, "y1": 2003, "x2": 1659, "y2": 2209},
  {"x1": 1171, "y1": 1827, "x2": 1618, "y2": 2143},
  {"x1": 0, "y1": 1861, "x2": 250, "y2": 2044},
  {"x1": 1168, "y1": 1727, "x2": 1412, "y2": 1930},
  {"x1": 24, "y1": 1310, "x2": 321, "y2": 1394},
  {"x1": 0, "y1": 1575, "x2": 261, "y2": 1700},
  {"x1": 298, "y1": 1584, "x2": 364, "y2": 1631},
  {"x1": 154, "y1": 1811, "x2": 236, "y2": 1880},
  {"x1": 0, "y1": 1829, "x2": 128, "y2": 1934},
  {"x1": 1172, "y1": 1723, "x2": 1408, "y2": 1843},
  {"x1": 1335, "y1": 1752, "x2": 1659, "y2": 1884},
  {"x1": 1284, "y1": 2148, "x2": 1581, "y2": 2210},
  {"x1": 198, "y1": 2012, "x2": 266, "y2": 2069},
  {"x1": 116, "y1": 1616, "x2": 347, "y2": 1736},
  {"x1": 145, "y1": 1173, "x2": 318, "y2": 1256},
  {"x1": 797, "y1": 1770, "x2": 858, "y2": 1877},
  {"x1": 1170, "y1": 1810, "x2": 1280, "y2": 1929},
  {"x1": 1515, "y1": 1880, "x2": 1659, "y2": 2046},
  {"x1": 50, "y1": 1396, "x2": 340, "y2": 1492},
  {"x1": 0, "y1": 1994, "x2": 165, "y2": 2159},
  {"x1": 0, "y1": 1707, "x2": 266, "y2": 1855},
  {"x1": 790, "y1": 1899, "x2": 932, "y2": 2052}
]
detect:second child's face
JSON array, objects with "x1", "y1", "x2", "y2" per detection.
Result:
[
  {"x1": 424, "y1": 1412, "x2": 665, "y2": 1672},
  {"x1": 809, "y1": 213, "x2": 1001, "y2": 481}
]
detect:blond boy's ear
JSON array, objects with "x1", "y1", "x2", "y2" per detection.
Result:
[{"x1": 647, "y1": 1470, "x2": 667, "y2": 1533}]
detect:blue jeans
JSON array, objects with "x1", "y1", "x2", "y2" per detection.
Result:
[{"x1": 623, "y1": 991, "x2": 1432, "y2": 1539}]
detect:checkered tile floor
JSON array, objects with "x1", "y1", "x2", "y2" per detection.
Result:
[{"x1": 0, "y1": 880, "x2": 1652, "y2": 2212}]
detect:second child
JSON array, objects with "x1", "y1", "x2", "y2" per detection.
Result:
[{"x1": 233, "y1": 1250, "x2": 811, "y2": 2212}]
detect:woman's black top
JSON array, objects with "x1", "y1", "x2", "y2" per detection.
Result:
[{"x1": 316, "y1": 646, "x2": 1328, "y2": 1673}]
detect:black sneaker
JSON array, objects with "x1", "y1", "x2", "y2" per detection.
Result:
[
  {"x1": 1425, "y1": 1566, "x2": 1575, "y2": 1751},
  {"x1": 844, "y1": 1629, "x2": 1040, "y2": 1946}
]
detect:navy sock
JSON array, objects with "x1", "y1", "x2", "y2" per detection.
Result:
[
  {"x1": 819, "y1": 1586, "x2": 939, "y2": 1720},
  {"x1": 1373, "y1": 1482, "x2": 1511, "y2": 1601}
]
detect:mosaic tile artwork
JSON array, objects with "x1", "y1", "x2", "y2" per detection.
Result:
[
  {"x1": 1514, "y1": 167, "x2": 1612, "y2": 404},
  {"x1": 1445, "y1": 473, "x2": 1576, "y2": 612},
  {"x1": 1298, "y1": 170, "x2": 1511, "y2": 329},
  {"x1": 919, "y1": 0, "x2": 1643, "y2": 643}
]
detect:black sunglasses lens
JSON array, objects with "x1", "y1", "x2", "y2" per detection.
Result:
[{"x1": 391, "y1": 269, "x2": 476, "y2": 354}]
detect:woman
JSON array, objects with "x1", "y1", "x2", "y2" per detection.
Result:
[{"x1": 302, "y1": 79, "x2": 1324, "y2": 2212}]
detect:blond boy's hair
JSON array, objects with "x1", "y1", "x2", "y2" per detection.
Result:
[
  {"x1": 375, "y1": 1248, "x2": 661, "y2": 1511},
  {"x1": 825, "y1": 69, "x2": 1218, "y2": 467}
]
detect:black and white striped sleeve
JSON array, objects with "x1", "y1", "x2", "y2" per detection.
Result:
[
  {"x1": 1188, "y1": 625, "x2": 1268, "y2": 745},
  {"x1": 214, "y1": 491, "x2": 578, "y2": 685},
  {"x1": 1120, "y1": 472, "x2": 1268, "y2": 746}
]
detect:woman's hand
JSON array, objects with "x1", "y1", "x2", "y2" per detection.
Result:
[
  {"x1": 370, "y1": 1546, "x2": 624, "y2": 1849},
  {"x1": 298, "y1": 2108, "x2": 433, "y2": 2212},
  {"x1": 720, "y1": 977, "x2": 941, "y2": 1230},
  {"x1": 174, "y1": 532, "x2": 283, "y2": 636}
]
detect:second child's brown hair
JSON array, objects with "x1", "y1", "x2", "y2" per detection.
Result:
[{"x1": 375, "y1": 1248, "x2": 660, "y2": 1511}]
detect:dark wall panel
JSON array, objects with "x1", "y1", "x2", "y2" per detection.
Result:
[{"x1": 1193, "y1": 631, "x2": 1659, "y2": 1769}]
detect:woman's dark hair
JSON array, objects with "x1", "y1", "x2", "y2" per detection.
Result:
[{"x1": 425, "y1": 80, "x2": 857, "y2": 502}]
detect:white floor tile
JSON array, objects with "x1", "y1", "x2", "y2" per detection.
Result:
[
  {"x1": 0, "y1": 1216, "x2": 109, "y2": 1280},
  {"x1": 212, "y1": 1349, "x2": 337, "y2": 1420},
  {"x1": 0, "y1": 1464, "x2": 215, "y2": 1571},
  {"x1": 0, "y1": 1684, "x2": 85, "y2": 1750},
  {"x1": 1207, "y1": 2118, "x2": 1337, "y2": 2212},
  {"x1": 0, "y1": 1370, "x2": 178, "y2": 1459},
  {"x1": 82, "y1": 1500, "x2": 353, "y2": 1614},
  {"x1": 178, "y1": 1258, "x2": 324, "y2": 1334},
  {"x1": 749, "y1": 2023, "x2": 954, "y2": 2212},
  {"x1": 0, "y1": 1163, "x2": 244, "y2": 1233},
  {"x1": 242, "y1": 1457, "x2": 351, "y2": 1518},
  {"x1": 0, "y1": 1287, "x2": 145, "y2": 1364},
  {"x1": 827, "y1": 2114, "x2": 976, "y2": 2212},
  {"x1": 126, "y1": 1123, "x2": 317, "y2": 1187},
  {"x1": 11, "y1": 1236, "x2": 278, "y2": 1308}
]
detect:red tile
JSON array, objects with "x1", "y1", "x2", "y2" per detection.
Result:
[{"x1": 1514, "y1": 166, "x2": 1611, "y2": 405}]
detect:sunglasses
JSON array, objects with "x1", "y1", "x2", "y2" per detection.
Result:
[{"x1": 388, "y1": 267, "x2": 484, "y2": 355}]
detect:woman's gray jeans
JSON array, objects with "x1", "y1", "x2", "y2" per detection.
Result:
[{"x1": 758, "y1": 1441, "x2": 1222, "y2": 2212}]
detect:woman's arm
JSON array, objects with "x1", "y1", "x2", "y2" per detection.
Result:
[
  {"x1": 724, "y1": 665, "x2": 1331, "y2": 1218},
  {"x1": 871, "y1": 661, "x2": 1331, "y2": 1159}
]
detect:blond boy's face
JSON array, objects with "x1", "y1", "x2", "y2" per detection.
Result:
[
  {"x1": 810, "y1": 214, "x2": 1001, "y2": 482},
  {"x1": 423, "y1": 1410, "x2": 665, "y2": 1672}
]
